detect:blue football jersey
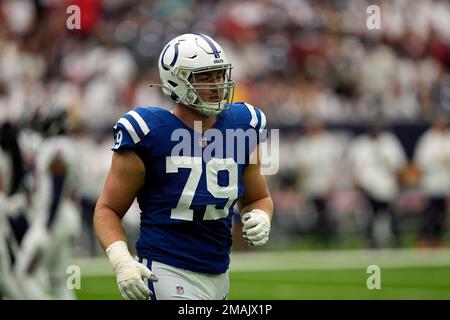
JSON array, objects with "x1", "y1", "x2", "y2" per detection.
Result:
[{"x1": 111, "y1": 102, "x2": 267, "y2": 274}]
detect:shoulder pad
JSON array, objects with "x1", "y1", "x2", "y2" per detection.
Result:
[{"x1": 112, "y1": 107, "x2": 152, "y2": 151}]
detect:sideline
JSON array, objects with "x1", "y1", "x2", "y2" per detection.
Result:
[{"x1": 72, "y1": 248, "x2": 450, "y2": 276}]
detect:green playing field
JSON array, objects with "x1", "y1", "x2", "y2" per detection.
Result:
[
  {"x1": 74, "y1": 249, "x2": 450, "y2": 300},
  {"x1": 76, "y1": 266, "x2": 450, "y2": 300}
]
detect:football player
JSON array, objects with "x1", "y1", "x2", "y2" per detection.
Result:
[
  {"x1": 0, "y1": 122, "x2": 28, "y2": 299},
  {"x1": 94, "y1": 33, "x2": 274, "y2": 300},
  {"x1": 14, "y1": 108, "x2": 81, "y2": 299}
]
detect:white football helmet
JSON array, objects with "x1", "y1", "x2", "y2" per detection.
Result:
[{"x1": 158, "y1": 33, "x2": 235, "y2": 117}]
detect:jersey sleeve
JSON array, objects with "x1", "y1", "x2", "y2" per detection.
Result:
[
  {"x1": 111, "y1": 108, "x2": 151, "y2": 152},
  {"x1": 242, "y1": 103, "x2": 268, "y2": 144}
]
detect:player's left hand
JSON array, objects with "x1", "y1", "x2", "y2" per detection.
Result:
[{"x1": 242, "y1": 209, "x2": 271, "y2": 247}]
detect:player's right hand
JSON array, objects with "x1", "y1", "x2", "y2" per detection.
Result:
[
  {"x1": 115, "y1": 258, "x2": 158, "y2": 300},
  {"x1": 106, "y1": 241, "x2": 158, "y2": 300}
]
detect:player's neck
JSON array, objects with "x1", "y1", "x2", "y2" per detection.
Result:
[{"x1": 172, "y1": 104, "x2": 216, "y2": 132}]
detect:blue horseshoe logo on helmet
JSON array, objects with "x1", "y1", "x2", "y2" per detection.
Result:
[{"x1": 161, "y1": 42, "x2": 180, "y2": 71}]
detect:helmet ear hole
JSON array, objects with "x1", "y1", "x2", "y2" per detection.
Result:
[
  {"x1": 168, "y1": 80, "x2": 178, "y2": 88},
  {"x1": 187, "y1": 91, "x2": 197, "y2": 104}
]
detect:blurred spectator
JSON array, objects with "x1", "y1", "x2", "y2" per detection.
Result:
[
  {"x1": 295, "y1": 119, "x2": 343, "y2": 245},
  {"x1": 414, "y1": 115, "x2": 450, "y2": 247},
  {"x1": 270, "y1": 169, "x2": 305, "y2": 243},
  {"x1": 348, "y1": 122, "x2": 407, "y2": 248},
  {"x1": 75, "y1": 129, "x2": 111, "y2": 256},
  {"x1": 432, "y1": 69, "x2": 450, "y2": 118}
]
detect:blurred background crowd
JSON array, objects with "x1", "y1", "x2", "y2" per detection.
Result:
[{"x1": 0, "y1": 0, "x2": 449, "y2": 258}]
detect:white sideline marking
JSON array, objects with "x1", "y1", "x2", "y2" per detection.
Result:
[{"x1": 73, "y1": 249, "x2": 450, "y2": 276}]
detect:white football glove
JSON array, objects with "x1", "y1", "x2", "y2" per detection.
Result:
[
  {"x1": 242, "y1": 209, "x2": 271, "y2": 247},
  {"x1": 106, "y1": 241, "x2": 158, "y2": 300}
]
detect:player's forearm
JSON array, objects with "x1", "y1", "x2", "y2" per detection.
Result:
[
  {"x1": 239, "y1": 196, "x2": 273, "y2": 221},
  {"x1": 93, "y1": 203, "x2": 128, "y2": 250}
]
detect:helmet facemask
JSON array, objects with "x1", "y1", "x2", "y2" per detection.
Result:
[{"x1": 175, "y1": 64, "x2": 235, "y2": 117}]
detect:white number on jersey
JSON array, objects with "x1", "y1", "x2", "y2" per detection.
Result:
[{"x1": 165, "y1": 156, "x2": 238, "y2": 221}]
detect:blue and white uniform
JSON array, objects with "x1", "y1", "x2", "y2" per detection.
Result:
[{"x1": 113, "y1": 103, "x2": 267, "y2": 276}]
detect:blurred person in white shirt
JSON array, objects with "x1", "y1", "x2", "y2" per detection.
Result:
[
  {"x1": 295, "y1": 119, "x2": 342, "y2": 245},
  {"x1": 381, "y1": 78, "x2": 422, "y2": 121},
  {"x1": 349, "y1": 122, "x2": 407, "y2": 248},
  {"x1": 414, "y1": 115, "x2": 450, "y2": 247},
  {"x1": 75, "y1": 129, "x2": 111, "y2": 256}
]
